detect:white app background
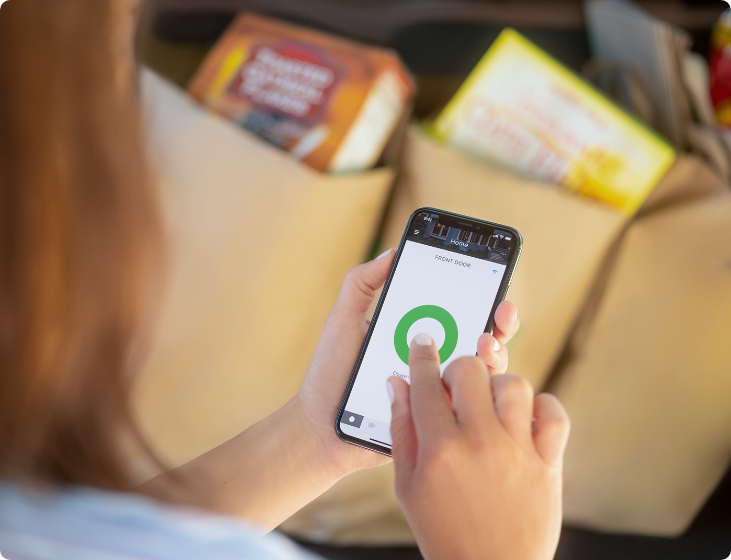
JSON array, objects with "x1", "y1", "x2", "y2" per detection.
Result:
[{"x1": 341, "y1": 240, "x2": 507, "y2": 444}]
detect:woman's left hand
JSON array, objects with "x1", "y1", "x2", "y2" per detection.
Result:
[{"x1": 294, "y1": 248, "x2": 397, "y2": 476}]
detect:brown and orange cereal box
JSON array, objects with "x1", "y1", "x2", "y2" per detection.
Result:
[{"x1": 187, "y1": 13, "x2": 414, "y2": 172}]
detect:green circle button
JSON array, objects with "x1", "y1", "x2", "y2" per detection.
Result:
[{"x1": 394, "y1": 305, "x2": 459, "y2": 365}]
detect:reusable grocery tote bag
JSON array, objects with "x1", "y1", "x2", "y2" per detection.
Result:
[
  {"x1": 382, "y1": 127, "x2": 626, "y2": 388},
  {"x1": 133, "y1": 70, "x2": 394, "y2": 472},
  {"x1": 553, "y1": 186, "x2": 731, "y2": 536}
]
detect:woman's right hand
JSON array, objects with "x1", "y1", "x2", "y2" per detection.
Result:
[{"x1": 388, "y1": 335, "x2": 570, "y2": 560}]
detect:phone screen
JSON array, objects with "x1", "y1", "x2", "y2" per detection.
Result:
[{"x1": 337, "y1": 209, "x2": 521, "y2": 453}]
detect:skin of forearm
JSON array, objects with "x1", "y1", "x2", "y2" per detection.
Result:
[{"x1": 136, "y1": 395, "x2": 344, "y2": 532}]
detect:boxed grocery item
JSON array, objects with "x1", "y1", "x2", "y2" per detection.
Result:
[
  {"x1": 187, "y1": 13, "x2": 414, "y2": 173},
  {"x1": 430, "y1": 29, "x2": 675, "y2": 216}
]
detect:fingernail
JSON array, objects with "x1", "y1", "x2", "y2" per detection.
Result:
[
  {"x1": 414, "y1": 333, "x2": 432, "y2": 346},
  {"x1": 493, "y1": 337, "x2": 500, "y2": 352},
  {"x1": 375, "y1": 248, "x2": 393, "y2": 260},
  {"x1": 386, "y1": 378, "x2": 395, "y2": 403}
]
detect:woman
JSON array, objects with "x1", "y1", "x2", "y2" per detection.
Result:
[{"x1": 0, "y1": 0, "x2": 570, "y2": 558}]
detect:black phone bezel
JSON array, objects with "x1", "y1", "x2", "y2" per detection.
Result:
[{"x1": 334, "y1": 207, "x2": 523, "y2": 456}]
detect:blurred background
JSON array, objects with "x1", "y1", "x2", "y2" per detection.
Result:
[{"x1": 131, "y1": 1, "x2": 731, "y2": 558}]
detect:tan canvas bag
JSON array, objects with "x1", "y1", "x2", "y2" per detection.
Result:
[
  {"x1": 552, "y1": 178, "x2": 731, "y2": 536},
  {"x1": 133, "y1": 70, "x2": 395, "y2": 474},
  {"x1": 379, "y1": 127, "x2": 627, "y2": 389}
]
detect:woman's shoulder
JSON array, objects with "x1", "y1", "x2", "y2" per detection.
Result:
[{"x1": 0, "y1": 483, "x2": 318, "y2": 560}]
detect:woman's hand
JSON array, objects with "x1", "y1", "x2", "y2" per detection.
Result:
[
  {"x1": 294, "y1": 249, "x2": 521, "y2": 479},
  {"x1": 293, "y1": 248, "x2": 396, "y2": 477},
  {"x1": 137, "y1": 252, "x2": 400, "y2": 528},
  {"x1": 388, "y1": 336, "x2": 570, "y2": 560}
]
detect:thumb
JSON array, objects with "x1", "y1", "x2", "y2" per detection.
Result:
[
  {"x1": 332, "y1": 249, "x2": 394, "y2": 318},
  {"x1": 388, "y1": 376, "x2": 417, "y2": 476}
]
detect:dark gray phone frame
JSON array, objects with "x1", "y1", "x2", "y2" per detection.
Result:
[{"x1": 335, "y1": 207, "x2": 523, "y2": 455}]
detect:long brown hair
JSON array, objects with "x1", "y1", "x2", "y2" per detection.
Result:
[{"x1": 0, "y1": 0, "x2": 163, "y2": 489}]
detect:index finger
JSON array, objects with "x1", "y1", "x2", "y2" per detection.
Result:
[{"x1": 408, "y1": 334, "x2": 457, "y2": 442}]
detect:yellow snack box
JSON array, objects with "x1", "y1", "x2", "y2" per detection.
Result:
[
  {"x1": 187, "y1": 13, "x2": 414, "y2": 173},
  {"x1": 431, "y1": 29, "x2": 675, "y2": 216}
]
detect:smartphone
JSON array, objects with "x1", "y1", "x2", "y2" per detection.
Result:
[{"x1": 335, "y1": 208, "x2": 522, "y2": 455}]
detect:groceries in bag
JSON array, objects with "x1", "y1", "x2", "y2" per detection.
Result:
[
  {"x1": 430, "y1": 29, "x2": 675, "y2": 216},
  {"x1": 710, "y1": 10, "x2": 731, "y2": 127},
  {"x1": 187, "y1": 13, "x2": 414, "y2": 173}
]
